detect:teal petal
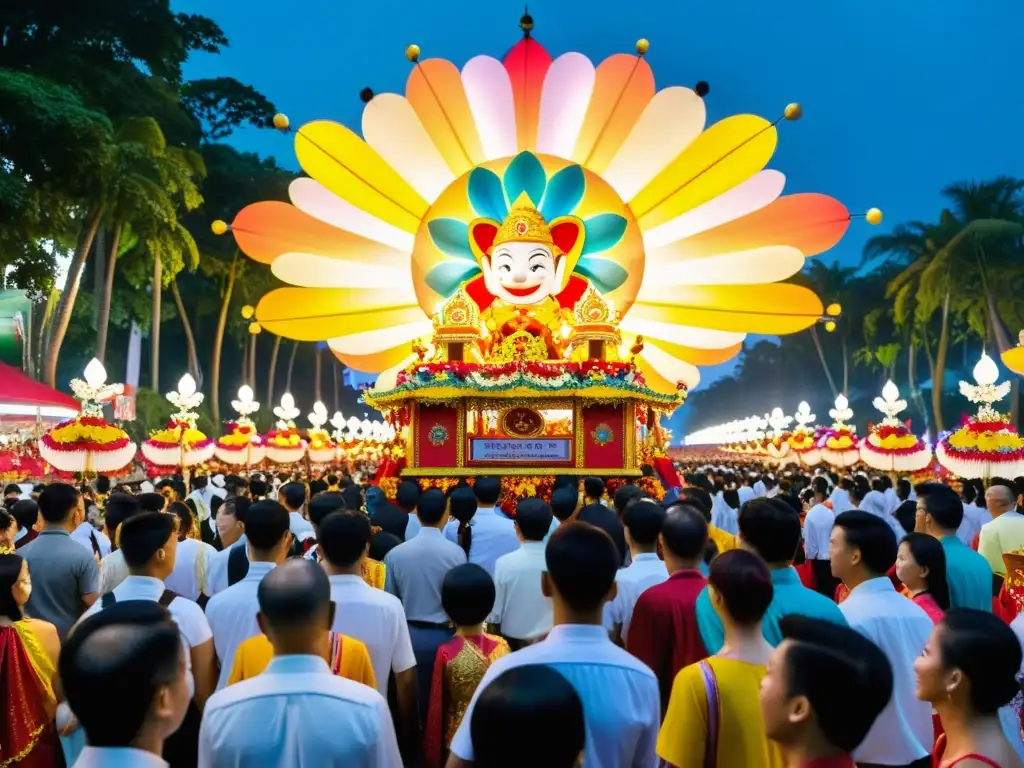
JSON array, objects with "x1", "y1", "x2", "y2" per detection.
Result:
[
  {"x1": 427, "y1": 219, "x2": 474, "y2": 261},
  {"x1": 540, "y1": 164, "x2": 585, "y2": 220},
  {"x1": 574, "y1": 256, "x2": 629, "y2": 294},
  {"x1": 467, "y1": 168, "x2": 507, "y2": 221},
  {"x1": 581, "y1": 214, "x2": 628, "y2": 256},
  {"x1": 425, "y1": 261, "x2": 481, "y2": 298},
  {"x1": 503, "y1": 151, "x2": 546, "y2": 206}
]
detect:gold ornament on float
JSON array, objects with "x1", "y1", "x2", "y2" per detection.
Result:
[{"x1": 502, "y1": 407, "x2": 545, "y2": 438}]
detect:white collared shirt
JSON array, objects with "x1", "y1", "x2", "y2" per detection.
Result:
[
  {"x1": 81, "y1": 575, "x2": 212, "y2": 698},
  {"x1": 489, "y1": 541, "x2": 553, "y2": 641},
  {"x1": 444, "y1": 505, "x2": 520, "y2": 576},
  {"x1": 73, "y1": 746, "x2": 168, "y2": 767},
  {"x1": 839, "y1": 577, "x2": 933, "y2": 764},
  {"x1": 449, "y1": 624, "x2": 660, "y2": 768},
  {"x1": 99, "y1": 549, "x2": 129, "y2": 595},
  {"x1": 205, "y1": 561, "x2": 276, "y2": 689},
  {"x1": 803, "y1": 503, "x2": 835, "y2": 560},
  {"x1": 289, "y1": 510, "x2": 316, "y2": 542},
  {"x1": 603, "y1": 552, "x2": 668, "y2": 643},
  {"x1": 328, "y1": 573, "x2": 416, "y2": 696},
  {"x1": 737, "y1": 486, "x2": 755, "y2": 506},
  {"x1": 384, "y1": 527, "x2": 467, "y2": 623},
  {"x1": 71, "y1": 521, "x2": 111, "y2": 558},
  {"x1": 958, "y1": 502, "x2": 992, "y2": 545},
  {"x1": 165, "y1": 538, "x2": 218, "y2": 602},
  {"x1": 198, "y1": 655, "x2": 400, "y2": 767}
]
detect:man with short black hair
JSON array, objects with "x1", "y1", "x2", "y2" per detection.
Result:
[
  {"x1": 916, "y1": 482, "x2": 992, "y2": 610},
  {"x1": 385, "y1": 488, "x2": 466, "y2": 717},
  {"x1": 62, "y1": 601, "x2": 190, "y2": 766},
  {"x1": 550, "y1": 486, "x2": 579, "y2": 525},
  {"x1": 11, "y1": 498, "x2": 40, "y2": 549},
  {"x1": 21, "y1": 483, "x2": 99, "y2": 641},
  {"x1": 627, "y1": 503, "x2": 707, "y2": 711},
  {"x1": 805, "y1": 475, "x2": 838, "y2": 598},
  {"x1": 447, "y1": 522, "x2": 660, "y2": 767},
  {"x1": 829, "y1": 511, "x2": 931, "y2": 768},
  {"x1": 760, "y1": 616, "x2": 894, "y2": 768},
  {"x1": 490, "y1": 498, "x2": 555, "y2": 649},
  {"x1": 98, "y1": 493, "x2": 141, "y2": 594},
  {"x1": 302, "y1": 491, "x2": 346, "y2": 563},
  {"x1": 279, "y1": 481, "x2": 314, "y2": 543},
  {"x1": 605, "y1": 498, "x2": 667, "y2": 646},
  {"x1": 577, "y1": 477, "x2": 626, "y2": 563},
  {"x1": 205, "y1": 500, "x2": 293, "y2": 690},
  {"x1": 696, "y1": 497, "x2": 847, "y2": 654},
  {"x1": 375, "y1": 480, "x2": 418, "y2": 540},
  {"x1": 80, "y1": 511, "x2": 216, "y2": 764},
  {"x1": 206, "y1": 497, "x2": 252, "y2": 593},
  {"x1": 319, "y1": 511, "x2": 419, "y2": 756},
  {"x1": 199, "y1": 560, "x2": 401, "y2": 766}
]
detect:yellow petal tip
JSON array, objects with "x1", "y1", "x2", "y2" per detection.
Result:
[
  {"x1": 866, "y1": 207, "x2": 883, "y2": 225},
  {"x1": 405, "y1": 44, "x2": 420, "y2": 62},
  {"x1": 784, "y1": 103, "x2": 802, "y2": 121},
  {"x1": 272, "y1": 113, "x2": 290, "y2": 130}
]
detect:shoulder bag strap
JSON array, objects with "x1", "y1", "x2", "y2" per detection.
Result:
[
  {"x1": 101, "y1": 591, "x2": 116, "y2": 608},
  {"x1": 158, "y1": 589, "x2": 178, "y2": 608},
  {"x1": 698, "y1": 660, "x2": 721, "y2": 768}
]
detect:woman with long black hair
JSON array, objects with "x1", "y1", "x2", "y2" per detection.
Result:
[{"x1": 897, "y1": 532, "x2": 950, "y2": 624}]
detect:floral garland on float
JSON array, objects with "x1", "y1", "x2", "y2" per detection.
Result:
[
  {"x1": 764, "y1": 408, "x2": 794, "y2": 467},
  {"x1": 819, "y1": 395, "x2": 859, "y2": 468},
  {"x1": 859, "y1": 380, "x2": 931, "y2": 472},
  {"x1": 937, "y1": 353, "x2": 1024, "y2": 479},
  {"x1": 141, "y1": 374, "x2": 215, "y2": 476},
  {"x1": 38, "y1": 359, "x2": 137, "y2": 474},
  {"x1": 265, "y1": 393, "x2": 307, "y2": 465},
  {"x1": 306, "y1": 401, "x2": 337, "y2": 464},
  {"x1": 788, "y1": 402, "x2": 822, "y2": 467},
  {"x1": 214, "y1": 385, "x2": 266, "y2": 467}
]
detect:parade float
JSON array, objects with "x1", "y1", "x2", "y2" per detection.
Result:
[
  {"x1": 141, "y1": 374, "x2": 215, "y2": 476},
  {"x1": 306, "y1": 402, "x2": 337, "y2": 464},
  {"x1": 937, "y1": 353, "x2": 1024, "y2": 479},
  {"x1": 859, "y1": 380, "x2": 932, "y2": 472},
  {"x1": 764, "y1": 407, "x2": 794, "y2": 466},
  {"x1": 265, "y1": 393, "x2": 308, "y2": 466},
  {"x1": 788, "y1": 401, "x2": 822, "y2": 467},
  {"x1": 216, "y1": 15, "x2": 876, "y2": 497},
  {"x1": 38, "y1": 359, "x2": 137, "y2": 476},
  {"x1": 215, "y1": 385, "x2": 267, "y2": 468},
  {"x1": 819, "y1": 395, "x2": 860, "y2": 468}
]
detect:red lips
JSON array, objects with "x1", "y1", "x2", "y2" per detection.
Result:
[{"x1": 503, "y1": 285, "x2": 541, "y2": 297}]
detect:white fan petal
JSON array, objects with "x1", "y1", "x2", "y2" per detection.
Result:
[
  {"x1": 271, "y1": 253, "x2": 416, "y2": 291},
  {"x1": 462, "y1": 56, "x2": 518, "y2": 161},
  {"x1": 328, "y1": 320, "x2": 433, "y2": 355},
  {"x1": 640, "y1": 246, "x2": 805, "y2": 289},
  {"x1": 536, "y1": 53, "x2": 595, "y2": 159},
  {"x1": 641, "y1": 342, "x2": 701, "y2": 389},
  {"x1": 619, "y1": 316, "x2": 745, "y2": 349},
  {"x1": 289, "y1": 178, "x2": 415, "y2": 253}
]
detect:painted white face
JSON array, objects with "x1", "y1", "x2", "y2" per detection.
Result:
[{"x1": 483, "y1": 241, "x2": 564, "y2": 305}]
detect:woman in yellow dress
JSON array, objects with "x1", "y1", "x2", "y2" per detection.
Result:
[
  {"x1": 658, "y1": 549, "x2": 784, "y2": 768},
  {"x1": 0, "y1": 550, "x2": 63, "y2": 767}
]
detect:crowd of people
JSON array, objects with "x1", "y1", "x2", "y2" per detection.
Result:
[{"x1": 1, "y1": 464, "x2": 1023, "y2": 767}]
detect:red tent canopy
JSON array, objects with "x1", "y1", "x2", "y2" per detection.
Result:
[{"x1": 0, "y1": 362, "x2": 79, "y2": 413}]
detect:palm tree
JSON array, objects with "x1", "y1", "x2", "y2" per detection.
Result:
[{"x1": 802, "y1": 261, "x2": 856, "y2": 398}]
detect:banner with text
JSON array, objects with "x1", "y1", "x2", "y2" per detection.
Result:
[{"x1": 469, "y1": 438, "x2": 572, "y2": 464}]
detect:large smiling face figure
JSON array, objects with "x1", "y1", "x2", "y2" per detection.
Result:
[{"x1": 483, "y1": 240, "x2": 564, "y2": 306}]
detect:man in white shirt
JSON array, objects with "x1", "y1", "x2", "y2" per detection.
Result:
[
  {"x1": 205, "y1": 500, "x2": 292, "y2": 690},
  {"x1": 79, "y1": 511, "x2": 216, "y2": 764},
  {"x1": 830, "y1": 510, "x2": 932, "y2": 768},
  {"x1": 737, "y1": 475, "x2": 756, "y2": 505},
  {"x1": 199, "y1": 559, "x2": 400, "y2": 767},
  {"x1": 206, "y1": 497, "x2": 249, "y2": 595},
  {"x1": 97, "y1": 493, "x2": 140, "y2": 595},
  {"x1": 447, "y1": 521, "x2": 660, "y2": 768},
  {"x1": 279, "y1": 481, "x2": 316, "y2": 543},
  {"x1": 804, "y1": 476, "x2": 838, "y2": 599},
  {"x1": 62, "y1": 601, "x2": 191, "y2": 768},
  {"x1": 603, "y1": 498, "x2": 667, "y2": 645},
  {"x1": 979, "y1": 481, "x2": 1024, "y2": 576},
  {"x1": 458, "y1": 476, "x2": 519, "y2": 576},
  {"x1": 490, "y1": 498, "x2": 555, "y2": 648},
  {"x1": 319, "y1": 509, "x2": 420, "y2": 753}
]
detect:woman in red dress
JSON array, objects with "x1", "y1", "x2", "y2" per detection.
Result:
[{"x1": 896, "y1": 533, "x2": 950, "y2": 624}]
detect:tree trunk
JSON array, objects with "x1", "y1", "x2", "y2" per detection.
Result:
[
  {"x1": 808, "y1": 326, "x2": 839, "y2": 398},
  {"x1": 241, "y1": 336, "x2": 249, "y2": 387},
  {"x1": 841, "y1": 335, "x2": 849, "y2": 396},
  {"x1": 92, "y1": 224, "x2": 105, "y2": 329},
  {"x1": 315, "y1": 345, "x2": 323, "y2": 403},
  {"x1": 95, "y1": 223, "x2": 122, "y2": 365},
  {"x1": 151, "y1": 257, "x2": 162, "y2": 391},
  {"x1": 170, "y1": 279, "x2": 199, "y2": 378},
  {"x1": 931, "y1": 289, "x2": 952, "y2": 434},
  {"x1": 247, "y1": 334, "x2": 257, "y2": 393},
  {"x1": 285, "y1": 340, "x2": 299, "y2": 392},
  {"x1": 43, "y1": 204, "x2": 102, "y2": 387},
  {"x1": 907, "y1": 340, "x2": 930, "y2": 434},
  {"x1": 210, "y1": 254, "x2": 239, "y2": 425},
  {"x1": 267, "y1": 335, "x2": 282, "y2": 418}
]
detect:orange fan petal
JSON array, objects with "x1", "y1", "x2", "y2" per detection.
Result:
[
  {"x1": 330, "y1": 342, "x2": 415, "y2": 374},
  {"x1": 406, "y1": 59, "x2": 486, "y2": 177},
  {"x1": 572, "y1": 53, "x2": 655, "y2": 173},
  {"x1": 232, "y1": 201, "x2": 407, "y2": 267}
]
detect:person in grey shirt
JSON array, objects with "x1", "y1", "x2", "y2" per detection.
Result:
[
  {"x1": 20, "y1": 483, "x2": 100, "y2": 641},
  {"x1": 384, "y1": 488, "x2": 466, "y2": 717}
]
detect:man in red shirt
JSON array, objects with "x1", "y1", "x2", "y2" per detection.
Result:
[
  {"x1": 760, "y1": 615, "x2": 894, "y2": 768},
  {"x1": 626, "y1": 503, "x2": 708, "y2": 713}
]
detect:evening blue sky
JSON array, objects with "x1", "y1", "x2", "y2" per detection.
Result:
[{"x1": 175, "y1": 0, "x2": 1024, "y2": 432}]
